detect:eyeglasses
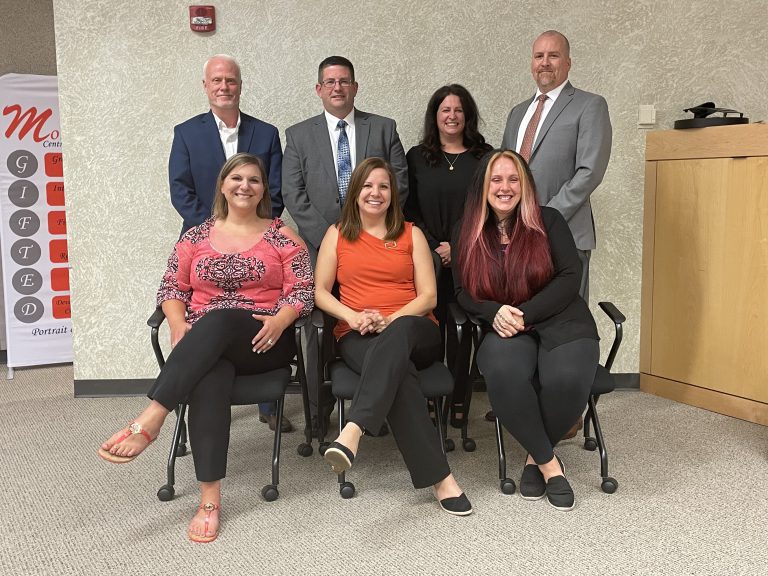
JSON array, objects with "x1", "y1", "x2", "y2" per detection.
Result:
[{"x1": 321, "y1": 79, "x2": 354, "y2": 89}]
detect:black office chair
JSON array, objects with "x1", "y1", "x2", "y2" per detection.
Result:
[
  {"x1": 147, "y1": 308, "x2": 310, "y2": 502},
  {"x1": 458, "y1": 301, "x2": 625, "y2": 495},
  {"x1": 311, "y1": 306, "x2": 455, "y2": 499}
]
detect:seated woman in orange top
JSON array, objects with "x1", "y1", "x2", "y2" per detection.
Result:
[{"x1": 314, "y1": 157, "x2": 471, "y2": 516}]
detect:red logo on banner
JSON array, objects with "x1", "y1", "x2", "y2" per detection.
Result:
[
  {"x1": 49, "y1": 239, "x2": 68, "y2": 263},
  {"x1": 48, "y1": 211, "x2": 66, "y2": 234},
  {"x1": 44, "y1": 153, "x2": 63, "y2": 177},
  {"x1": 46, "y1": 182, "x2": 65, "y2": 205},
  {"x1": 2, "y1": 105, "x2": 55, "y2": 142},
  {"x1": 51, "y1": 268, "x2": 70, "y2": 292},
  {"x1": 52, "y1": 295, "x2": 71, "y2": 319}
]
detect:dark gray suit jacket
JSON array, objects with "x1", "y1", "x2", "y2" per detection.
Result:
[
  {"x1": 502, "y1": 82, "x2": 611, "y2": 251},
  {"x1": 282, "y1": 109, "x2": 408, "y2": 257}
]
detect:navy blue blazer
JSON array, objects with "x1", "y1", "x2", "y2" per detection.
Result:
[{"x1": 169, "y1": 110, "x2": 283, "y2": 233}]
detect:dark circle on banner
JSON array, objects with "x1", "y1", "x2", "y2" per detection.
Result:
[
  {"x1": 14, "y1": 296, "x2": 44, "y2": 323},
  {"x1": 10, "y1": 239, "x2": 41, "y2": 265},
  {"x1": 7, "y1": 180, "x2": 40, "y2": 208},
  {"x1": 8, "y1": 209, "x2": 40, "y2": 237},
  {"x1": 12, "y1": 268, "x2": 43, "y2": 295},
  {"x1": 6, "y1": 150, "x2": 38, "y2": 178}
]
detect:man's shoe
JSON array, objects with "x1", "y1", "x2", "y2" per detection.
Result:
[
  {"x1": 561, "y1": 415, "x2": 584, "y2": 440},
  {"x1": 519, "y1": 463, "x2": 546, "y2": 500},
  {"x1": 484, "y1": 410, "x2": 496, "y2": 422},
  {"x1": 259, "y1": 412, "x2": 295, "y2": 433}
]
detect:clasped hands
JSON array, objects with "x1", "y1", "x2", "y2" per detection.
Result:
[
  {"x1": 349, "y1": 309, "x2": 390, "y2": 335},
  {"x1": 492, "y1": 305, "x2": 525, "y2": 338}
]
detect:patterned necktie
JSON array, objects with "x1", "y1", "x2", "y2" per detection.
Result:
[
  {"x1": 336, "y1": 120, "x2": 352, "y2": 203},
  {"x1": 519, "y1": 94, "x2": 548, "y2": 162}
]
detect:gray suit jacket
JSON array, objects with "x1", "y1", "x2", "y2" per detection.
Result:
[
  {"x1": 501, "y1": 81, "x2": 611, "y2": 250},
  {"x1": 282, "y1": 109, "x2": 408, "y2": 257}
]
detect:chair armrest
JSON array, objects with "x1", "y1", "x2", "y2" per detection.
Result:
[
  {"x1": 598, "y1": 301, "x2": 626, "y2": 325},
  {"x1": 597, "y1": 301, "x2": 625, "y2": 372},
  {"x1": 147, "y1": 307, "x2": 166, "y2": 329},
  {"x1": 311, "y1": 307, "x2": 326, "y2": 329},
  {"x1": 447, "y1": 302, "x2": 467, "y2": 326}
]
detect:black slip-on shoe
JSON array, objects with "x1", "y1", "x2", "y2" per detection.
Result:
[
  {"x1": 324, "y1": 441, "x2": 355, "y2": 474},
  {"x1": 545, "y1": 475, "x2": 575, "y2": 511},
  {"x1": 520, "y1": 463, "x2": 546, "y2": 500},
  {"x1": 438, "y1": 493, "x2": 474, "y2": 516}
]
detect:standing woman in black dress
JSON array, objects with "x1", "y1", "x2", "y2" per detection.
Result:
[{"x1": 405, "y1": 84, "x2": 492, "y2": 426}]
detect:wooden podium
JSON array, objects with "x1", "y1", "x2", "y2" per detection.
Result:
[{"x1": 641, "y1": 124, "x2": 768, "y2": 426}]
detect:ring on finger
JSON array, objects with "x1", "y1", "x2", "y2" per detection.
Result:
[{"x1": 267, "y1": 338, "x2": 274, "y2": 345}]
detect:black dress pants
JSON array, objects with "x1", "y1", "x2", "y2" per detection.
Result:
[
  {"x1": 338, "y1": 316, "x2": 449, "y2": 489},
  {"x1": 148, "y1": 308, "x2": 296, "y2": 482},
  {"x1": 477, "y1": 333, "x2": 599, "y2": 465}
]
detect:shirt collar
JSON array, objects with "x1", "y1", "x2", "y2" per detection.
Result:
[
  {"x1": 324, "y1": 109, "x2": 355, "y2": 131},
  {"x1": 212, "y1": 111, "x2": 241, "y2": 132},
  {"x1": 535, "y1": 81, "x2": 567, "y2": 103}
]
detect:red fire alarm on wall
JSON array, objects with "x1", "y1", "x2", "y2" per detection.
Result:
[{"x1": 189, "y1": 5, "x2": 215, "y2": 32}]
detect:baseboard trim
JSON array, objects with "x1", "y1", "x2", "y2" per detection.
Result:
[
  {"x1": 614, "y1": 373, "x2": 640, "y2": 389},
  {"x1": 74, "y1": 379, "x2": 153, "y2": 397}
]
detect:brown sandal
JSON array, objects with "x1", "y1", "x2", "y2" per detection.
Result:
[{"x1": 188, "y1": 502, "x2": 220, "y2": 543}]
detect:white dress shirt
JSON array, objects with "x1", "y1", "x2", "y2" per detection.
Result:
[
  {"x1": 515, "y1": 82, "x2": 567, "y2": 153},
  {"x1": 212, "y1": 112, "x2": 241, "y2": 159},
  {"x1": 324, "y1": 109, "x2": 356, "y2": 179}
]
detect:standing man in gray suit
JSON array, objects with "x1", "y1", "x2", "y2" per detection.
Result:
[
  {"x1": 502, "y1": 30, "x2": 612, "y2": 304},
  {"x1": 282, "y1": 55, "x2": 408, "y2": 433}
]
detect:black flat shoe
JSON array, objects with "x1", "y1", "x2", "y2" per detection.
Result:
[
  {"x1": 545, "y1": 457, "x2": 574, "y2": 511},
  {"x1": 324, "y1": 441, "x2": 355, "y2": 474},
  {"x1": 438, "y1": 493, "x2": 473, "y2": 516},
  {"x1": 520, "y1": 463, "x2": 546, "y2": 500}
]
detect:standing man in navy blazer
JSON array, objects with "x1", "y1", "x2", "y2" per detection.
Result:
[
  {"x1": 502, "y1": 31, "x2": 612, "y2": 303},
  {"x1": 168, "y1": 54, "x2": 291, "y2": 432},
  {"x1": 282, "y1": 55, "x2": 408, "y2": 432},
  {"x1": 169, "y1": 54, "x2": 284, "y2": 234}
]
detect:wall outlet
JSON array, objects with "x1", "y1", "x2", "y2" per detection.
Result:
[{"x1": 638, "y1": 104, "x2": 656, "y2": 126}]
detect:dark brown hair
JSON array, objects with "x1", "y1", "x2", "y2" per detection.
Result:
[{"x1": 212, "y1": 153, "x2": 271, "y2": 220}]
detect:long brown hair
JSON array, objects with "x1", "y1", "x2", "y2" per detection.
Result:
[
  {"x1": 212, "y1": 153, "x2": 272, "y2": 220},
  {"x1": 456, "y1": 150, "x2": 553, "y2": 305},
  {"x1": 338, "y1": 157, "x2": 404, "y2": 241}
]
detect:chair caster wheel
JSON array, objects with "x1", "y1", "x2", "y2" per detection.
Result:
[
  {"x1": 297, "y1": 443, "x2": 313, "y2": 457},
  {"x1": 319, "y1": 442, "x2": 330, "y2": 456},
  {"x1": 601, "y1": 477, "x2": 618, "y2": 494},
  {"x1": 462, "y1": 438, "x2": 476, "y2": 452},
  {"x1": 339, "y1": 482, "x2": 355, "y2": 499},
  {"x1": 583, "y1": 437, "x2": 598, "y2": 451},
  {"x1": 262, "y1": 484, "x2": 279, "y2": 501},
  {"x1": 500, "y1": 478, "x2": 516, "y2": 495},
  {"x1": 444, "y1": 438, "x2": 455, "y2": 452},
  {"x1": 175, "y1": 444, "x2": 188, "y2": 457},
  {"x1": 157, "y1": 484, "x2": 175, "y2": 502}
]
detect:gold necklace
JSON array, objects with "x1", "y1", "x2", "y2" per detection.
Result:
[{"x1": 442, "y1": 151, "x2": 463, "y2": 171}]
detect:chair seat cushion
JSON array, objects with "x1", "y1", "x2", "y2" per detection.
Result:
[
  {"x1": 330, "y1": 360, "x2": 453, "y2": 399},
  {"x1": 231, "y1": 366, "x2": 291, "y2": 405},
  {"x1": 592, "y1": 364, "x2": 615, "y2": 395}
]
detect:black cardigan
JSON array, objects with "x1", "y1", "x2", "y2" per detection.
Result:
[{"x1": 452, "y1": 206, "x2": 598, "y2": 350}]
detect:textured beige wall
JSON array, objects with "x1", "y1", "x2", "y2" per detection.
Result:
[{"x1": 52, "y1": 0, "x2": 768, "y2": 380}]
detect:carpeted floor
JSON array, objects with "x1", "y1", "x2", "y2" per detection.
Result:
[{"x1": 1, "y1": 363, "x2": 766, "y2": 576}]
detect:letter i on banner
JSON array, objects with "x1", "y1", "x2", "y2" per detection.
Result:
[{"x1": 0, "y1": 73, "x2": 73, "y2": 368}]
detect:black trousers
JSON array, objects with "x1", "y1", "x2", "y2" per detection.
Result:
[
  {"x1": 477, "y1": 333, "x2": 599, "y2": 465},
  {"x1": 148, "y1": 309, "x2": 296, "y2": 482},
  {"x1": 338, "y1": 316, "x2": 450, "y2": 489}
]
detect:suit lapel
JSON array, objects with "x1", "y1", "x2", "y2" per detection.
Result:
[
  {"x1": 237, "y1": 113, "x2": 254, "y2": 153},
  {"x1": 531, "y1": 82, "x2": 574, "y2": 158},
  {"x1": 354, "y1": 109, "x2": 370, "y2": 161},
  {"x1": 312, "y1": 113, "x2": 337, "y2": 182},
  {"x1": 202, "y1": 111, "x2": 227, "y2": 164},
  {"x1": 509, "y1": 99, "x2": 532, "y2": 149}
]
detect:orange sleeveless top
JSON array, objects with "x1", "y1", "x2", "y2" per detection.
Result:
[{"x1": 334, "y1": 222, "x2": 437, "y2": 340}]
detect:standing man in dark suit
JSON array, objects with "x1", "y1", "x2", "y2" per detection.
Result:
[
  {"x1": 282, "y1": 55, "x2": 409, "y2": 432},
  {"x1": 168, "y1": 54, "x2": 292, "y2": 432},
  {"x1": 502, "y1": 30, "x2": 612, "y2": 304}
]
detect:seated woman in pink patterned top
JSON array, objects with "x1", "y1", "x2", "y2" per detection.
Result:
[{"x1": 98, "y1": 153, "x2": 313, "y2": 543}]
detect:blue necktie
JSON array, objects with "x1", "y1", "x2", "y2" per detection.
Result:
[{"x1": 336, "y1": 120, "x2": 352, "y2": 203}]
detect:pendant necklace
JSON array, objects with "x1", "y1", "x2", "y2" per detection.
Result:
[{"x1": 442, "y1": 151, "x2": 463, "y2": 171}]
